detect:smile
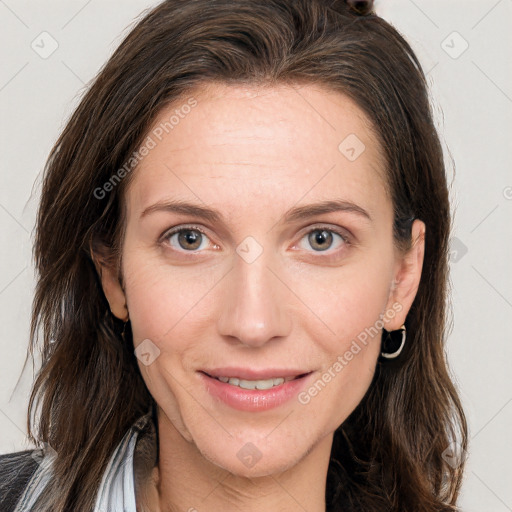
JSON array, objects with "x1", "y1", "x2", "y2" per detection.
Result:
[
  {"x1": 214, "y1": 376, "x2": 297, "y2": 390},
  {"x1": 199, "y1": 370, "x2": 313, "y2": 411}
]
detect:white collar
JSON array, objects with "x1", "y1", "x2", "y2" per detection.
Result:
[{"x1": 14, "y1": 412, "x2": 155, "y2": 512}]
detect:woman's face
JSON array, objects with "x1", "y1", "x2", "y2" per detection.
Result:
[{"x1": 100, "y1": 83, "x2": 424, "y2": 477}]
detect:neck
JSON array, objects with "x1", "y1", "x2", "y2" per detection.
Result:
[{"x1": 138, "y1": 409, "x2": 333, "y2": 512}]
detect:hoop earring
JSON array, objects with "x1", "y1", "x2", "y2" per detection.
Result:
[{"x1": 380, "y1": 324, "x2": 406, "y2": 359}]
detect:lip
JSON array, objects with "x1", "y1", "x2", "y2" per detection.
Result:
[{"x1": 199, "y1": 369, "x2": 314, "y2": 412}]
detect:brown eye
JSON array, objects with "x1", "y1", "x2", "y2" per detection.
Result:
[
  {"x1": 297, "y1": 227, "x2": 349, "y2": 254},
  {"x1": 308, "y1": 229, "x2": 334, "y2": 251},
  {"x1": 177, "y1": 229, "x2": 202, "y2": 250},
  {"x1": 164, "y1": 227, "x2": 209, "y2": 251}
]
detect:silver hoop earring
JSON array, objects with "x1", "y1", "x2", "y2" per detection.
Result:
[{"x1": 380, "y1": 324, "x2": 406, "y2": 359}]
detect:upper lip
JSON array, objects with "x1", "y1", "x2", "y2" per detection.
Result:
[{"x1": 201, "y1": 368, "x2": 312, "y2": 380}]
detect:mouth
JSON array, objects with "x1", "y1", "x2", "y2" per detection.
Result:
[
  {"x1": 200, "y1": 372, "x2": 310, "y2": 390},
  {"x1": 198, "y1": 369, "x2": 313, "y2": 411}
]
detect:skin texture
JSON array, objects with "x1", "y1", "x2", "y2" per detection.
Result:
[{"x1": 95, "y1": 83, "x2": 425, "y2": 512}]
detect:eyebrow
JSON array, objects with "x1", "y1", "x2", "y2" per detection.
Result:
[{"x1": 140, "y1": 198, "x2": 372, "y2": 224}]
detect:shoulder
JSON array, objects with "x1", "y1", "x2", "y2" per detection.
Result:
[{"x1": 0, "y1": 449, "x2": 40, "y2": 512}]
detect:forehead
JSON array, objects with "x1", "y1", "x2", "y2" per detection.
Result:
[{"x1": 125, "y1": 82, "x2": 390, "y2": 224}]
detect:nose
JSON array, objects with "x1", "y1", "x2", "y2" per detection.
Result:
[{"x1": 216, "y1": 248, "x2": 292, "y2": 348}]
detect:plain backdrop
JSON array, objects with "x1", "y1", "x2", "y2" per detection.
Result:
[{"x1": 1, "y1": 1, "x2": 511, "y2": 510}]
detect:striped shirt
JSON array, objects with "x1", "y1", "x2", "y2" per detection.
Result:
[{"x1": 12, "y1": 412, "x2": 156, "y2": 512}]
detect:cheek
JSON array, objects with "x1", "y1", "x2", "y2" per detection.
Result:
[
  {"x1": 122, "y1": 252, "x2": 223, "y2": 344},
  {"x1": 295, "y1": 270, "x2": 388, "y2": 433},
  {"x1": 289, "y1": 253, "x2": 395, "y2": 354},
  {"x1": 287, "y1": 251, "x2": 393, "y2": 425}
]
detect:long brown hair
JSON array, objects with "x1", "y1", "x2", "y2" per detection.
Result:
[{"x1": 23, "y1": 0, "x2": 467, "y2": 510}]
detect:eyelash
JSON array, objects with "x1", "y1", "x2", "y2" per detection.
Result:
[{"x1": 160, "y1": 224, "x2": 351, "y2": 259}]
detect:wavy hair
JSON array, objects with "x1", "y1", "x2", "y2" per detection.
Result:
[{"x1": 22, "y1": 0, "x2": 467, "y2": 510}]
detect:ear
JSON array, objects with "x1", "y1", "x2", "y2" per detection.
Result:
[
  {"x1": 90, "y1": 248, "x2": 129, "y2": 322},
  {"x1": 385, "y1": 219, "x2": 426, "y2": 330}
]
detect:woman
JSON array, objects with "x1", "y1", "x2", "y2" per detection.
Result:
[{"x1": 0, "y1": 0, "x2": 468, "y2": 510}]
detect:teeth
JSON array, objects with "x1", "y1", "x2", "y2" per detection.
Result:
[{"x1": 215, "y1": 376, "x2": 292, "y2": 389}]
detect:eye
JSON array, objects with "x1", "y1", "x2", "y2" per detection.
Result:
[
  {"x1": 162, "y1": 226, "x2": 214, "y2": 252},
  {"x1": 160, "y1": 224, "x2": 350, "y2": 256},
  {"x1": 297, "y1": 226, "x2": 349, "y2": 253}
]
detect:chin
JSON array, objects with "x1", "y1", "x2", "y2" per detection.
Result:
[
  {"x1": 207, "y1": 448, "x2": 302, "y2": 479},
  {"x1": 192, "y1": 430, "x2": 314, "y2": 479}
]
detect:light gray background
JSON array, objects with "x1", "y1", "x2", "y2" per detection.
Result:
[{"x1": 1, "y1": 1, "x2": 511, "y2": 510}]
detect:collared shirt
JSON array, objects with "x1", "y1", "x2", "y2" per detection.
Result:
[{"x1": 13, "y1": 412, "x2": 156, "y2": 512}]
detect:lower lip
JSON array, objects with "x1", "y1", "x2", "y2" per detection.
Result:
[{"x1": 199, "y1": 372, "x2": 313, "y2": 412}]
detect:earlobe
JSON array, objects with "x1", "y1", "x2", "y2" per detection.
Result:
[
  {"x1": 386, "y1": 219, "x2": 426, "y2": 329},
  {"x1": 90, "y1": 250, "x2": 129, "y2": 322}
]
